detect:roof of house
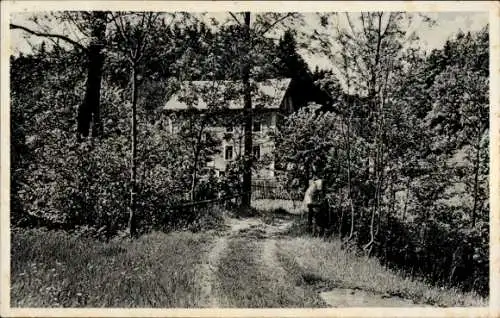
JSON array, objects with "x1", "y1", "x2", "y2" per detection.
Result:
[{"x1": 164, "y1": 78, "x2": 292, "y2": 111}]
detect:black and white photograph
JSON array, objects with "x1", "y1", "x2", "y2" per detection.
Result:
[{"x1": 1, "y1": 0, "x2": 498, "y2": 315}]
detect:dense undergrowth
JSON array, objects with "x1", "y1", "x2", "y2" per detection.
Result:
[{"x1": 304, "y1": 206, "x2": 489, "y2": 297}]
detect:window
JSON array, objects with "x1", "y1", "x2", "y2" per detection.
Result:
[
  {"x1": 224, "y1": 145, "x2": 234, "y2": 161},
  {"x1": 168, "y1": 118, "x2": 173, "y2": 134},
  {"x1": 253, "y1": 145, "x2": 260, "y2": 160},
  {"x1": 253, "y1": 120, "x2": 261, "y2": 132},
  {"x1": 226, "y1": 125, "x2": 233, "y2": 133}
]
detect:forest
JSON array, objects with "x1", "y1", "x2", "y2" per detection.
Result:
[{"x1": 10, "y1": 11, "x2": 489, "y2": 302}]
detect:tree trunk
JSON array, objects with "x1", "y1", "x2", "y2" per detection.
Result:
[
  {"x1": 375, "y1": 168, "x2": 386, "y2": 237},
  {"x1": 338, "y1": 195, "x2": 345, "y2": 238},
  {"x1": 190, "y1": 155, "x2": 199, "y2": 201},
  {"x1": 77, "y1": 44, "x2": 104, "y2": 138},
  {"x1": 346, "y1": 114, "x2": 355, "y2": 240},
  {"x1": 241, "y1": 12, "x2": 253, "y2": 210},
  {"x1": 77, "y1": 12, "x2": 107, "y2": 139},
  {"x1": 403, "y1": 179, "x2": 410, "y2": 220},
  {"x1": 365, "y1": 117, "x2": 384, "y2": 253},
  {"x1": 128, "y1": 65, "x2": 138, "y2": 238},
  {"x1": 190, "y1": 128, "x2": 204, "y2": 201},
  {"x1": 471, "y1": 129, "x2": 482, "y2": 228}
]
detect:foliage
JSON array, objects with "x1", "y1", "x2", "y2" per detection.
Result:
[
  {"x1": 9, "y1": 42, "x2": 221, "y2": 236},
  {"x1": 274, "y1": 22, "x2": 489, "y2": 296},
  {"x1": 273, "y1": 103, "x2": 344, "y2": 191}
]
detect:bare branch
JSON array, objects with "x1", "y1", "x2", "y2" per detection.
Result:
[
  {"x1": 380, "y1": 12, "x2": 395, "y2": 38},
  {"x1": 110, "y1": 13, "x2": 134, "y2": 60},
  {"x1": 345, "y1": 13, "x2": 358, "y2": 39},
  {"x1": 133, "y1": 13, "x2": 148, "y2": 60},
  {"x1": 10, "y1": 23, "x2": 87, "y2": 51},
  {"x1": 137, "y1": 12, "x2": 161, "y2": 64},
  {"x1": 229, "y1": 12, "x2": 242, "y2": 25},
  {"x1": 62, "y1": 12, "x2": 92, "y2": 39},
  {"x1": 258, "y1": 13, "x2": 294, "y2": 36},
  {"x1": 360, "y1": 13, "x2": 369, "y2": 41}
]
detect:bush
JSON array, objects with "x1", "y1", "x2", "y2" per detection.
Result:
[
  {"x1": 313, "y1": 206, "x2": 488, "y2": 297},
  {"x1": 10, "y1": 48, "x2": 228, "y2": 236}
]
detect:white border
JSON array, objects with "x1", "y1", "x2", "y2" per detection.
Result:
[{"x1": 1, "y1": 1, "x2": 499, "y2": 317}]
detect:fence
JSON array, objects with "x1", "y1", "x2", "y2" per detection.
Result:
[
  {"x1": 159, "y1": 180, "x2": 305, "y2": 230},
  {"x1": 251, "y1": 179, "x2": 303, "y2": 201},
  {"x1": 161, "y1": 194, "x2": 243, "y2": 230},
  {"x1": 178, "y1": 194, "x2": 243, "y2": 211}
]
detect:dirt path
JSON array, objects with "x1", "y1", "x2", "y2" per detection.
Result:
[
  {"x1": 319, "y1": 288, "x2": 415, "y2": 307},
  {"x1": 197, "y1": 236, "x2": 227, "y2": 307},
  {"x1": 197, "y1": 215, "x2": 295, "y2": 307},
  {"x1": 198, "y1": 211, "x2": 420, "y2": 308},
  {"x1": 197, "y1": 216, "x2": 271, "y2": 307},
  {"x1": 226, "y1": 215, "x2": 294, "y2": 239}
]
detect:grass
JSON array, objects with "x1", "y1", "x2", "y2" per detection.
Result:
[
  {"x1": 277, "y1": 237, "x2": 488, "y2": 307},
  {"x1": 11, "y1": 228, "x2": 213, "y2": 307},
  {"x1": 251, "y1": 199, "x2": 304, "y2": 215},
  {"x1": 215, "y1": 238, "x2": 324, "y2": 308},
  {"x1": 11, "y1": 212, "x2": 487, "y2": 308},
  {"x1": 258, "y1": 208, "x2": 300, "y2": 227}
]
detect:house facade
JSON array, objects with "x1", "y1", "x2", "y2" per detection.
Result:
[{"x1": 163, "y1": 78, "x2": 295, "y2": 180}]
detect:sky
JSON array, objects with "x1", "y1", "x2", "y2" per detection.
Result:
[
  {"x1": 10, "y1": 11, "x2": 489, "y2": 71},
  {"x1": 419, "y1": 12, "x2": 488, "y2": 49},
  {"x1": 300, "y1": 12, "x2": 488, "y2": 69}
]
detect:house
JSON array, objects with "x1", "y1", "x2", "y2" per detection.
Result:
[{"x1": 163, "y1": 78, "x2": 296, "y2": 180}]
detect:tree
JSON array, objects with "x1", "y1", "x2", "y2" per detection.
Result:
[
  {"x1": 221, "y1": 12, "x2": 303, "y2": 211},
  {"x1": 11, "y1": 12, "x2": 111, "y2": 139},
  {"x1": 110, "y1": 11, "x2": 168, "y2": 237},
  {"x1": 241, "y1": 12, "x2": 253, "y2": 210},
  {"x1": 273, "y1": 103, "x2": 342, "y2": 190},
  {"x1": 10, "y1": 11, "x2": 236, "y2": 236},
  {"x1": 274, "y1": 29, "x2": 326, "y2": 110},
  {"x1": 301, "y1": 16, "x2": 489, "y2": 292},
  {"x1": 425, "y1": 28, "x2": 489, "y2": 228},
  {"x1": 312, "y1": 12, "x2": 431, "y2": 251},
  {"x1": 170, "y1": 81, "x2": 236, "y2": 201}
]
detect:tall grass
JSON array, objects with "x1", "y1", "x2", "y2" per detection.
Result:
[
  {"x1": 11, "y1": 213, "x2": 487, "y2": 308},
  {"x1": 11, "y1": 228, "x2": 213, "y2": 307},
  {"x1": 277, "y1": 237, "x2": 487, "y2": 307}
]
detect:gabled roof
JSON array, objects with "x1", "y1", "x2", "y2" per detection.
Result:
[{"x1": 164, "y1": 78, "x2": 292, "y2": 111}]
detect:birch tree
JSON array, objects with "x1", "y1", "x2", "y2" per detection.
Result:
[
  {"x1": 311, "y1": 12, "x2": 434, "y2": 252},
  {"x1": 109, "y1": 11, "x2": 179, "y2": 237}
]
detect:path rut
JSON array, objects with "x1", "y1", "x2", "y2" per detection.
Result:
[
  {"x1": 198, "y1": 212, "x2": 420, "y2": 307},
  {"x1": 197, "y1": 236, "x2": 227, "y2": 307}
]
